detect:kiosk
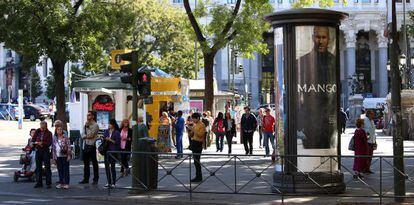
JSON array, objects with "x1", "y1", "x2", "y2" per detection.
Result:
[{"x1": 265, "y1": 9, "x2": 348, "y2": 193}]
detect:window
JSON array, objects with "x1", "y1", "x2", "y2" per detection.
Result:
[
  {"x1": 269, "y1": 0, "x2": 275, "y2": 3},
  {"x1": 396, "y1": 0, "x2": 410, "y2": 2},
  {"x1": 172, "y1": 0, "x2": 183, "y2": 3},
  {"x1": 227, "y1": 0, "x2": 236, "y2": 3},
  {"x1": 278, "y1": 0, "x2": 283, "y2": 3}
]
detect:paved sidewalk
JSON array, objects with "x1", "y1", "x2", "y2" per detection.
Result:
[{"x1": 0, "y1": 121, "x2": 413, "y2": 204}]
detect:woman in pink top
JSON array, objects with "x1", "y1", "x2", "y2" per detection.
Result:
[{"x1": 119, "y1": 119, "x2": 132, "y2": 177}]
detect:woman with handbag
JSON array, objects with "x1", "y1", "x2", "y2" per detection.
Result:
[
  {"x1": 212, "y1": 112, "x2": 226, "y2": 152},
  {"x1": 353, "y1": 119, "x2": 369, "y2": 179},
  {"x1": 224, "y1": 112, "x2": 236, "y2": 155},
  {"x1": 103, "y1": 119, "x2": 121, "y2": 188},
  {"x1": 52, "y1": 126, "x2": 72, "y2": 189},
  {"x1": 119, "y1": 119, "x2": 132, "y2": 177}
]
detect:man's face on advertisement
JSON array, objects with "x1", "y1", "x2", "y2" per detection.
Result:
[{"x1": 313, "y1": 27, "x2": 329, "y2": 53}]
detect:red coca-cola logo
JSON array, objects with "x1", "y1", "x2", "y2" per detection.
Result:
[{"x1": 92, "y1": 95, "x2": 115, "y2": 111}]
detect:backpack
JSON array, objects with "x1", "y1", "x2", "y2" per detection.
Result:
[{"x1": 217, "y1": 120, "x2": 225, "y2": 133}]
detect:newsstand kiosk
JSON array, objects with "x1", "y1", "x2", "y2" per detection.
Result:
[{"x1": 265, "y1": 9, "x2": 348, "y2": 193}]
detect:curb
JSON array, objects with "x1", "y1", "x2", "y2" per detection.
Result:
[{"x1": 0, "y1": 191, "x2": 233, "y2": 205}]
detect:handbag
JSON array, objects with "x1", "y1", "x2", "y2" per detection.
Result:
[
  {"x1": 98, "y1": 140, "x2": 109, "y2": 155},
  {"x1": 348, "y1": 136, "x2": 355, "y2": 151}
]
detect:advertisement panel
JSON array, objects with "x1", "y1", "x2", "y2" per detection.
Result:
[{"x1": 295, "y1": 26, "x2": 338, "y2": 172}]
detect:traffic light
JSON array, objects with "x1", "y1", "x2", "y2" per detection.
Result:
[
  {"x1": 117, "y1": 51, "x2": 138, "y2": 86},
  {"x1": 137, "y1": 71, "x2": 151, "y2": 97}
]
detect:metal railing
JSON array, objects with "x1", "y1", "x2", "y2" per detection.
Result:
[{"x1": 106, "y1": 151, "x2": 414, "y2": 204}]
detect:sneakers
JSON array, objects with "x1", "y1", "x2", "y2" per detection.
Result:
[
  {"x1": 63, "y1": 184, "x2": 69, "y2": 189},
  {"x1": 104, "y1": 184, "x2": 116, "y2": 188},
  {"x1": 56, "y1": 184, "x2": 62, "y2": 189}
]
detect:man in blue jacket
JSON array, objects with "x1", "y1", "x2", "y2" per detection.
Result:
[{"x1": 174, "y1": 110, "x2": 185, "y2": 159}]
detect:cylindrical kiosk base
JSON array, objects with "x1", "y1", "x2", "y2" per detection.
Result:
[{"x1": 272, "y1": 171, "x2": 345, "y2": 194}]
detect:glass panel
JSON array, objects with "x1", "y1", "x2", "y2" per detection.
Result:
[
  {"x1": 295, "y1": 26, "x2": 338, "y2": 172},
  {"x1": 274, "y1": 27, "x2": 285, "y2": 171}
]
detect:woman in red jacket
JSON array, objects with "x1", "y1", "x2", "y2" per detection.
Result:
[{"x1": 353, "y1": 119, "x2": 369, "y2": 179}]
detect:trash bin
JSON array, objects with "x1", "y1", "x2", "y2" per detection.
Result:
[{"x1": 137, "y1": 137, "x2": 158, "y2": 190}]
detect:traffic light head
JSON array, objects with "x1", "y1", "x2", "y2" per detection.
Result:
[
  {"x1": 137, "y1": 71, "x2": 151, "y2": 97},
  {"x1": 116, "y1": 51, "x2": 137, "y2": 86}
]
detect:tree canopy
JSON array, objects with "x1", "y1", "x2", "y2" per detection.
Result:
[
  {"x1": 183, "y1": 0, "x2": 272, "y2": 111},
  {"x1": 104, "y1": 0, "x2": 201, "y2": 78}
]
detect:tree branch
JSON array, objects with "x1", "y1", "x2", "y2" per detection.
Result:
[
  {"x1": 73, "y1": 0, "x2": 84, "y2": 16},
  {"x1": 211, "y1": 0, "x2": 241, "y2": 53},
  {"x1": 183, "y1": 0, "x2": 206, "y2": 46}
]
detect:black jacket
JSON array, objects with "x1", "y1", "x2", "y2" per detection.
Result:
[
  {"x1": 241, "y1": 113, "x2": 257, "y2": 132},
  {"x1": 224, "y1": 119, "x2": 236, "y2": 136}
]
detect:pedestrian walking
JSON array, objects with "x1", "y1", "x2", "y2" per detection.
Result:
[
  {"x1": 339, "y1": 108, "x2": 348, "y2": 134},
  {"x1": 240, "y1": 106, "x2": 257, "y2": 155},
  {"x1": 185, "y1": 110, "x2": 194, "y2": 148},
  {"x1": 212, "y1": 112, "x2": 225, "y2": 152},
  {"x1": 79, "y1": 111, "x2": 100, "y2": 185},
  {"x1": 174, "y1": 111, "x2": 185, "y2": 159},
  {"x1": 262, "y1": 108, "x2": 276, "y2": 157},
  {"x1": 257, "y1": 108, "x2": 264, "y2": 149},
  {"x1": 119, "y1": 119, "x2": 132, "y2": 177},
  {"x1": 364, "y1": 110, "x2": 377, "y2": 174},
  {"x1": 103, "y1": 119, "x2": 121, "y2": 188},
  {"x1": 202, "y1": 112, "x2": 211, "y2": 149},
  {"x1": 206, "y1": 111, "x2": 214, "y2": 147},
  {"x1": 224, "y1": 112, "x2": 236, "y2": 154},
  {"x1": 188, "y1": 113, "x2": 206, "y2": 182},
  {"x1": 32, "y1": 121, "x2": 53, "y2": 189},
  {"x1": 353, "y1": 119, "x2": 369, "y2": 179},
  {"x1": 52, "y1": 126, "x2": 72, "y2": 189}
]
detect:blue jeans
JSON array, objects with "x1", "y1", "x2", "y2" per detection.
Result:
[
  {"x1": 176, "y1": 132, "x2": 183, "y2": 157},
  {"x1": 263, "y1": 132, "x2": 275, "y2": 156},
  {"x1": 215, "y1": 133, "x2": 225, "y2": 151},
  {"x1": 57, "y1": 157, "x2": 70, "y2": 185}
]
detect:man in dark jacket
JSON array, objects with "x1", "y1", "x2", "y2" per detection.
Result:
[
  {"x1": 32, "y1": 121, "x2": 53, "y2": 188},
  {"x1": 240, "y1": 106, "x2": 257, "y2": 155}
]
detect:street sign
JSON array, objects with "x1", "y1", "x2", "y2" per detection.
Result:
[{"x1": 110, "y1": 49, "x2": 132, "y2": 69}]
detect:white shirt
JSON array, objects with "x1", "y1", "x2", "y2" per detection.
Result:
[
  {"x1": 364, "y1": 117, "x2": 376, "y2": 144},
  {"x1": 55, "y1": 139, "x2": 63, "y2": 157}
]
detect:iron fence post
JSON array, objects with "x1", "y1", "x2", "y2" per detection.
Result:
[
  {"x1": 189, "y1": 154, "x2": 192, "y2": 201},
  {"x1": 380, "y1": 156, "x2": 383, "y2": 204},
  {"x1": 234, "y1": 156, "x2": 237, "y2": 193}
]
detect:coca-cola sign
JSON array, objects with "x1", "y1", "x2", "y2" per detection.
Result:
[{"x1": 92, "y1": 95, "x2": 115, "y2": 111}]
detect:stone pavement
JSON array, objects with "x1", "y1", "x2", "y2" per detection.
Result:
[{"x1": 0, "y1": 120, "x2": 413, "y2": 204}]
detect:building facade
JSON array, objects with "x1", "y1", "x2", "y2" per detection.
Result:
[{"x1": 172, "y1": 0, "x2": 414, "y2": 109}]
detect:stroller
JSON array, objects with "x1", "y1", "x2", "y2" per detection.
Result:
[{"x1": 14, "y1": 145, "x2": 37, "y2": 182}]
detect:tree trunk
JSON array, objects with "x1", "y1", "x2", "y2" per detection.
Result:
[
  {"x1": 204, "y1": 54, "x2": 215, "y2": 113},
  {"x1": 52, "y1": 59, "x2": 67, "y2": 130}
]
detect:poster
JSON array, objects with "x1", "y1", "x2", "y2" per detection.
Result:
[
  {"x1": 295, "y1": 26, "x2": 338, "y2": 172},
  {"x1": 189, "y1": 100, "x2": 203, "y2": 113},
  {"x1": 96, "y1": 111, "x2": 109, "y2": 130},
  {"x1": 157, "y1": 125, "x2": 171, "y2": 152}
]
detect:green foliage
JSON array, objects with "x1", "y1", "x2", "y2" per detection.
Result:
[
  {"x1": 30, "y1": 69, "x2": 43, "y2": 102},
  {"x1": 292, "y1": 0, "x2": 348, "y2": 8},
  {"x1": 104, "y1": 0, "x2": 200, "y2": 78},
  {"x1": 45, "y1": 69, "x2": 56, "y2": 100},
  {"x1": 190, "y1": 0, "x2": 273, "y2": 58}
]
